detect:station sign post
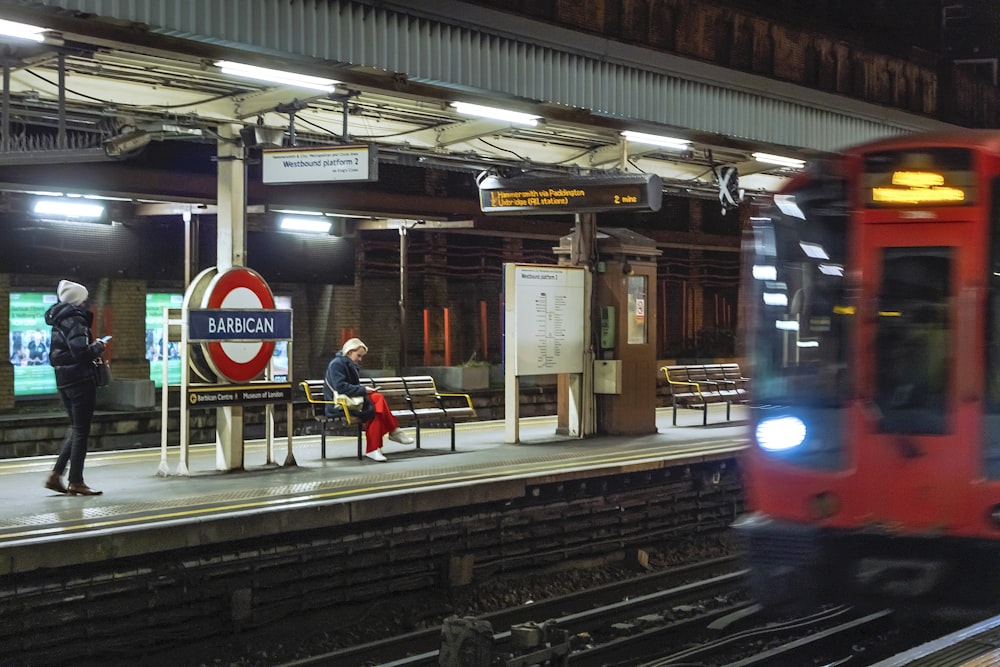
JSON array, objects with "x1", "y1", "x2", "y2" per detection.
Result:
[{"x1": 173, "y1": 266, "x2": 294, "y2": 474}]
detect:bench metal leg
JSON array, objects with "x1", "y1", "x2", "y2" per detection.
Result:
[
  {"x1": 726, "y1": 401, "x2": 731, "y2": 421},
  {"x1": 321, "y1": 429, "x2": 327, "y2": 459},
  {"x1": 357, "y1": 425, "x2": 363, "y2": 460},
  {"x1": 450, "y1": 423, "x2": 456, "y2": 452},
  {"x1": 672, "y1": 401, "x2": 678, "y2": 426},
  {"x1": 703, "y1": 405, "x2": 708, "y2": 426}
]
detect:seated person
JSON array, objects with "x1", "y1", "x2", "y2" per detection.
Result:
[{"x1": 324, "y1": 337, "x2": 414, "y2": 462}]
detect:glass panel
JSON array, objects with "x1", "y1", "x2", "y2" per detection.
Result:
[
  {"x1": 626, "y1": 275, "x2": 647, "y2": 344},
  {"x1": 748, "y1": 162, "x2": 851, "y2": 470},
  {"x1": 874, "y1": 247, "x2": 951, "y2": 435},
  {"x1": 984, "y1": 178, "x2": 1000, "y2": 476}
]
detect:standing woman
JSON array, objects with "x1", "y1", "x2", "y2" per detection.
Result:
[
  {"x1": 324, "y1": 337, "x2": 414, "y2": 462},
  {"x1": 43, "y1": 280, "x2": 106, "y2": 496}
]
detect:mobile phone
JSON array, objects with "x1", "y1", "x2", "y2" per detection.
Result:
[{"x1": 100, "y1": 335, "x2": 112, "y2": 343}]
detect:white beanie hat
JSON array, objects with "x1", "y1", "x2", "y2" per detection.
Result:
[
  {"x1": 341, "y1": 337, "x2": 368, "y2": 355},
  {"x1": 57, "y1": 279, "x2": 89, "y2": 306}
]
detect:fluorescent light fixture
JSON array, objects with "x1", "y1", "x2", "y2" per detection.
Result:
[
  {"x1": 215, "y1": 60, "x2": 338, "y2": 92},
  {"x1": 775, "y1": 320, "x2": 800, "y2": 331},
  {"x1": 271, "y1": 208, "x2": 326, "y2": 216},
  {"x1": 753, "y1": 152, "x2": 805, "y2": 169},
  {"x1": 621, "y1": 130, "x2": 691, "y2": 150},
  {"x1": 279, "y1": 216, "x2": 332, "y2": 234},
  {"x1": 0, "y1": 19, "x2": 47, "y2": 42},
  {"x1": 34, "y1": 199, "x2": 105, "y2": 219},
  {"x1": 451, "y1": 102, "x2": 539, "y2": 126},
  {"x1": 818, "y1": 263, "x2": 844, "y2": 277}
]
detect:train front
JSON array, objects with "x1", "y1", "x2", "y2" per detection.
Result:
[{"x1": 734, "y1": 142, "x2": 1000, "y2": 614}]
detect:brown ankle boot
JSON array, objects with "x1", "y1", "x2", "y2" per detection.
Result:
[
  {"x1": 44, "y1": 472, "x2": 67, "y2": 494},
  {"x1": 67, "y1": 483, "x2": 102, "y2": 496}
]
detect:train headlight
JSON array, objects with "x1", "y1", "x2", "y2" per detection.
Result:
[{"x1": 756, "y1": 416, "x2": 807, "y2": 451}]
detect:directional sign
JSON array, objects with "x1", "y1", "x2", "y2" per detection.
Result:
[
  {"x1": 478, "y1": 173, "x2": 663, "y2": 214},
  {"x1": 201, "y1": 267, "x2": 280, "y2": 383},
  {"x1": 187, "y1": 383, "x2": 293, "y2": 408}
]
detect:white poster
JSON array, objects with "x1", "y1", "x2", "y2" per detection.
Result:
[{"x1": 506, "y1": 264, "x2": 585, "y2": 375}]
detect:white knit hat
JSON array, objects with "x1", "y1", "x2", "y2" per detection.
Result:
[
  {"x1": 341, "y1": 337, "x2": 368, "y2": 355},
  {"x1": 57, "y1": 279, "x2": 89, "y2": 306}
]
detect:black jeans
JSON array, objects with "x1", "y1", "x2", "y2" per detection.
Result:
[{"x1": 54, "y1": 380, "x2": 97, "y2": 484}]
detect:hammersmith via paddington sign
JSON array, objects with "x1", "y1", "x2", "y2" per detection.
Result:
[
  {"x1": 262, "y1": 145, "x2": 378, "y2": 184},
  {"x1": 478, "y1": 173, "x2": 662, "y2": 214},
  {"x1": 188, "y1": 310, "x2": 292, "y2": 341}
]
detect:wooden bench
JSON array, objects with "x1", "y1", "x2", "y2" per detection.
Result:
[
  {"x1": 299, "y1": 379, "x2": 364, "y2": 459},
  {"x1": 374, "y1": 375, "x2": 477, "y2": 452},
  {"x1": 299, "y1": 375, "x2": 477, "y2": 458},
  {"x1": 661, "y1": 364, "x2": 742, "y2": 426},
  {"x1": 705, "y1": 363, "x2": 750, "y2": 404}
]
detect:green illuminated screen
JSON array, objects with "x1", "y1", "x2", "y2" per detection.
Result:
[
  {"x1": 9, "y1": 292, "x2": 58, "y2": 397},
  {"x1": 146, "y1": 293, "x2": 184, "y2": 387}
]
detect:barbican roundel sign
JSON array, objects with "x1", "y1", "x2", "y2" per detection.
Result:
[{"x1": 197, "y1": 267, "x2": 279, "y2": 383}]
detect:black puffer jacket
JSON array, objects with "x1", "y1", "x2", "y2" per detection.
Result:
[{"x1": 44, "y1": 301, "x2": 105, "y2": 388}]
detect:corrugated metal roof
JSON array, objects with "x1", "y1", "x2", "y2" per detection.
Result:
[{"x1": 3, "y1": 0, "x2": 953, "y2": 152}]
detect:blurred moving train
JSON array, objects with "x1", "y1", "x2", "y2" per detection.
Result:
[{"x1": 734, "y1": 130, "x2": 1000, "y2": 614}]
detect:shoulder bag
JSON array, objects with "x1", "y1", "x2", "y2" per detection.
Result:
[
  {"x1": 325, "y1": 378, "x2": 364, "y2": 408},
  {"x1": 93, "y1": 357, "x2": 112, "y2": 387}
]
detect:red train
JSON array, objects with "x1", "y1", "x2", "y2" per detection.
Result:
[{"x1": 734, "y1": 130, "x2": 1000, "y2": 613}]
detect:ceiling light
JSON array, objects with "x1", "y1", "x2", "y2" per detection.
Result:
[
  {"x1": 451, "y1": 102, "x2": 539, "y2": 126},
  {"x1": 33, "y1": 198, "x2": 105, "y2": 219},
  {"x1": 215, "y1": 60, "x2": 338, "y2": 92},
  {"x1": 0, "y1": 19, "x2": 47, "y2": 42},
  {"x1": 621, "y1": 130, "x2": 691, "y2": 150},
  {"x1": 753, "y1": 152, "x2": 805, "y2": 169},
  {"x1": 279, "y1": 216, "x2": 332, "y2": 234}
]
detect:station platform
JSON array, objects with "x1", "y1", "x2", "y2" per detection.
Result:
[{"x1": 0, "y1": 406, "x2": 748, "y2": 575}]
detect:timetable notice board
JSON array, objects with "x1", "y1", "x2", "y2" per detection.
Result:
[{"x1": 504, "y1": 264, "x2": 585, "y2": 376}]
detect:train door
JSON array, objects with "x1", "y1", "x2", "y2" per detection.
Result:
[{"x1": 855, "y1": 224, "x2": 978, "y2": 529}]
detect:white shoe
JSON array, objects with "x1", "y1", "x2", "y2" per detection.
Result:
[
  {"x1": 365, "y1": 449, "x2": 387, "y2": 462},
  {"x1": 389, "y1": 429, "x2": 415, "y2": 445}
]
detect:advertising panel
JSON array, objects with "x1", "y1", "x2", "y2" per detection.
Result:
[
  {"x1": 9, "y1": 292, "x2": 57, "y2": 397},
  {"x1": 146, "y1": 293, "x2": 183, "y2": 387}
]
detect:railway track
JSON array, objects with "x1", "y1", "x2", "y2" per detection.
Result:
[
  {"x1": 275, "y1": 557, "x2": 748, "y2": 666},
  {"x1": 276, "y1": 556, "x2": 972, "y2": 667}
]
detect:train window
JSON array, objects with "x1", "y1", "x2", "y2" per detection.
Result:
[{"x1": 874, "y1": 247, "x2": 951, "y2": 435}]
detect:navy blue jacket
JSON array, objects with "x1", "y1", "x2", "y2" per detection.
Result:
[
  {"x1": 324, "y1": 351, "x2": 373, "y2": 419},
  {"x1": 45, "y1": 301, "x2": 105, "y2": 388}
]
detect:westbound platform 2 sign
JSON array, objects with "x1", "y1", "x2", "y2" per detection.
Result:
[{"x1": 478, "y1": 173, "x2": 663, "y2": 214}]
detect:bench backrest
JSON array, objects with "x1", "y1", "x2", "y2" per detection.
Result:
[
  {"x1": 402, "y1": 375, "x2": 446, "y2": 411},
  {"x1": 366, "y1": 376, "x2": 409, "y2": 407},
  {"x1": 662, "y1": 365, "x2": 690, "y2": 384},
  {"x1": 704, "y1": 364, "x2": 727, "y2": 383},
  {"x1": 722, "y1": 363, "x2": 746, "y2": 382}
]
